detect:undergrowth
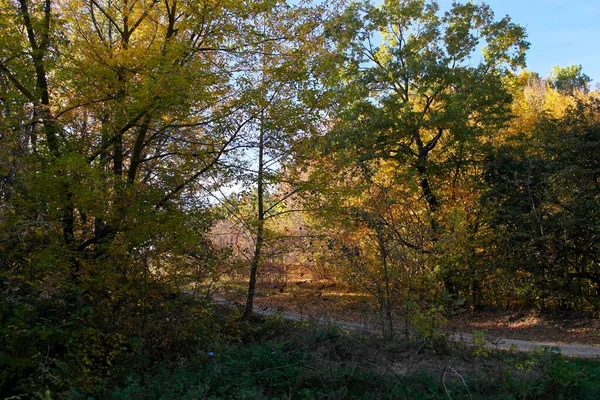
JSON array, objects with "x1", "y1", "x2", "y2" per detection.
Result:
[
  {"x1": 6, "y1": 298, "x2": 600, "y2": 399},
  {"x1": 80, "y1": 312, "x2": 600, "y2": 400}
]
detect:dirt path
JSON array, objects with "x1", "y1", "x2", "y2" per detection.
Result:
[
  {"x1": 213, "y1": 296, "x2": 600, "y2": 359},
  {"x1": 447, "y1": 332, "x2": 600, "y2": 358}
]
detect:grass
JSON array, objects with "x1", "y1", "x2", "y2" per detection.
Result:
[{"x1": 77, "y1": 308, "x2": 600, "y2": 400}]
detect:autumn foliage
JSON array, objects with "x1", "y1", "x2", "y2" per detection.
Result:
[{"x1": 0, "y1": 0, "x2": 599, "y2": 396}]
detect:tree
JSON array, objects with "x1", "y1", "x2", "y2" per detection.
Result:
[
  {"x1": 482, "y1": 93, "x2": 600, "y2": 311},
  {"x1": 322, "y1": 0, "x2": 528, "y2": 217},
  {"x1": 307, "y1": 0, "x2": 528, "y2": 300},
  {"x1": 0, "y1": 0, "x2": 267, "y2": 265},
  {"x1": 302, "y1": 155, "x2": 438, "y2": 339},
  {"x1": 0, "y1": 0, "x2": 296, "y2": 394},
  {"x1": 206, "y1": 1, "x2": 328, "y2": 318},
  {"x1": 548, "y1": 64, "x2": 591, "y2": 94}
]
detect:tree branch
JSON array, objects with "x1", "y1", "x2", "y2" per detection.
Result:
[{"x1": 0, "y1": 62, "x2": 36, "y2": 103}]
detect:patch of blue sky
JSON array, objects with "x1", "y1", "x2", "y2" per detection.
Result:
[{"x1": 436, "y1": 0, "x2": 599, "y2": 84}]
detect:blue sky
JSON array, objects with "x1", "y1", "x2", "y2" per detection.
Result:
[{"x1": 438, "y1": 0, "x2": 600, "y2": 85}]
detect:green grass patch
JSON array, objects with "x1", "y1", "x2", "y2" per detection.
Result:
[{"x1": 74, "y1": 315, "x2": 600, "y2": 400}]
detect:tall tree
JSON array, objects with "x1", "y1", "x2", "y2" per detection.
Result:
[
  {"x1": 304, "y1": 0, "x2": 528, "y2": 297},
  {"x1": 0, "y1": 0, "x2": 300, "y2": 394},
  {"x1": 205, "y1": 1, "x2": 329, "y2": 317},
  {"x1": 322, "y1": 0, "x2": 528, "y2": 217}
]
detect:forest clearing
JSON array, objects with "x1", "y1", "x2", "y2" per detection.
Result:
[{"x1": 1, "y1": 0, "x2": 599, "y2": 397}]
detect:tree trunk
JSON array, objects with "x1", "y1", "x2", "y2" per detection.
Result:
[
  {"x1": 376, "y1": 225, "x2": 394, "y2": 340},
  {"x1": 244, "y1": 112, "x2": 266, "y2": 318}
]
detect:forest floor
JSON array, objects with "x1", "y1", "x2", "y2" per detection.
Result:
[{"x1": 211, "y1": 265, "x2": 600, "y2": 349}]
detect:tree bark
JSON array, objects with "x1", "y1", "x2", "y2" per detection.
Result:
[
  {"x1": 376, "y1": 224, "x2": 394, "y2": 340},
  {"x1": 244, "y1": 112, "x2": 266, "y2": 318}
]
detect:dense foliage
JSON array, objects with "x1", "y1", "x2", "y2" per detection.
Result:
[
  {"x1": 0, "y1": 0, "x2": 598, "y2": 397},
  {"x1": 79, "y1": 321, "x2": 600, "y2": 400}
]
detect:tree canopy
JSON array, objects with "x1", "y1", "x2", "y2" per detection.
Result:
[{"x1": 1, "y1": 0, "x2": 599, "y2": 397}]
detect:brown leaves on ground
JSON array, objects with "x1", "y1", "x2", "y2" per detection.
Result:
[{"x1": 218, "y1": 264, "x2": 600, "y2": 346}]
